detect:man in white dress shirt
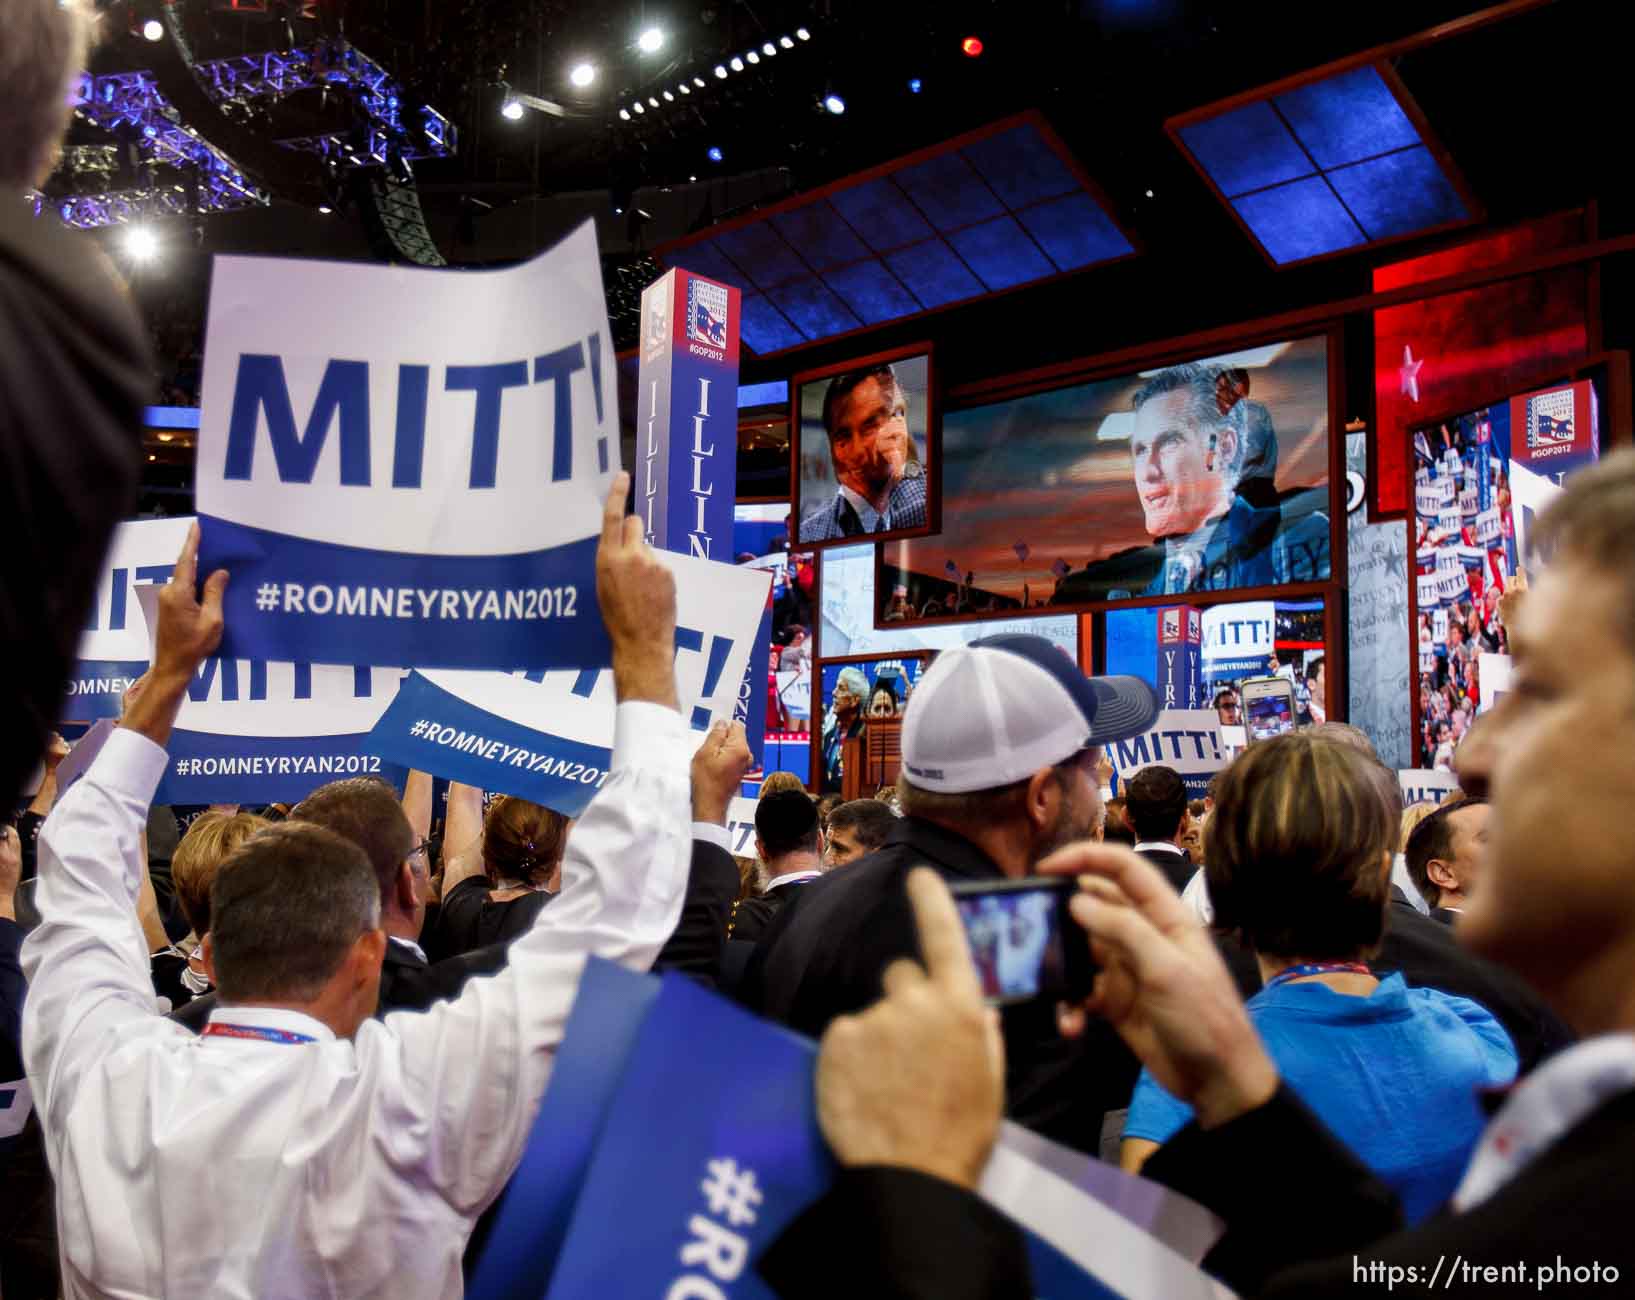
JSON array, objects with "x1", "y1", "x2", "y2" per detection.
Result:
[{"x1": 22, "y1": 475, "x2": 696, "y2": 1299}]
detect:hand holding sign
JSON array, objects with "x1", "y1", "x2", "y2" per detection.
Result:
[
  {"x1": 596, "y1": 472, "x2": 678, "y2": 710},
  {"x1": 816, "y1": 868, "x2": 1004, "y2": 1191},
  {"x1": 690, "y1": 719, "x2": 752, "y2": 826},
  {"x1": 1037, "y1": 841, "x2": 1278, "y2": 1131},
  {"x1": 123, "y1": 525, "x2": 228, "y2": 748}
]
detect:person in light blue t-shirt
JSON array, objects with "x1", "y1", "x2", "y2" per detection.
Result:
[{"x1": 1120, "y1": 732, "x2": 1517, "y2": 1225}]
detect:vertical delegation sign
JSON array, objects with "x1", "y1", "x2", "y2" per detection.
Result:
[
  {"x1": 636, "y1": 268, "x2": 768, "y2": 763},
  {"x1": 1155, "y1": 605, "x2": 1203, "y2": 710}
]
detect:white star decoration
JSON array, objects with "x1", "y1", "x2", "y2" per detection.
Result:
[{"x1": 1400, "y1": 345, "x2": 1425, "y2": 403}]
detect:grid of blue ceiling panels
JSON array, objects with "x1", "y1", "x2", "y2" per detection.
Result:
[
  {"x1": 1174, "y1": 65, "x2": 1470, "y2": 266},
  {"x1": 663, "y1": 120, "x2": 1134, "y2": 354}
]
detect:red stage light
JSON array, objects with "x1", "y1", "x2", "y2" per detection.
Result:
[{"x1": 961, "y1": 36, "x2": 984, "y2": 57}]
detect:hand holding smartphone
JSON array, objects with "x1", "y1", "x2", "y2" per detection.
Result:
[
  {"x1": 948, "y1": 877, "x2": 1096, "y2": 1006},
  {"x1": 1239, "y1": 675, "x2": 1298, "y2": 743}
]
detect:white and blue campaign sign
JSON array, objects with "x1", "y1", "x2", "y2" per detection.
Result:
[
  {"x1": 1201, "y1": 600, "x2": 1274, "y2": 682},
  {"x1": 470, "y1": 960, "x2": 1228, "y2": 1300},
  {"x1": 153, "y1": 660, "x2": 406, "y2": 806},
  {"x1": 364, "y1": 552, "x2": 770, "y2": 816},
  {"x1": 195, "y1": 220, "x2": 620, "y2": 672},
  {"x1": 67, "y1": 516, "x2": 194, "y2": 717},
  {"x1": 1107, "y1": 708, "x2": 1227, "y2": 801},
  {"x1": 724, "y1": 795, "x2": 759, "y2": 856},
  {"x1": 1477, "y1": 652, "x2": 1512, "y2": 716},
  {"x1": 1399, "y1": 768, "x2": 1460, "y2": 807}
]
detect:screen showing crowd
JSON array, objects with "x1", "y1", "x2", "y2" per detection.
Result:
[
  {"x1": 733, "y1": 503, "x2": 814, "y2": 740},
  {"x1": 793, "y1": 352, "x2": 935, "y2": 549},
  {"x1": 878, "y1": 336, "x2": 1331, "y2": 623}
]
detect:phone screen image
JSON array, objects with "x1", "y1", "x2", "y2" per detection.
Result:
[
  {"x1": 953, "y1": 887, "x2": 1068, "y2": 1005},
  {"x1": 1245, "y1": 690, "x2": 1296, "y2": 741}
]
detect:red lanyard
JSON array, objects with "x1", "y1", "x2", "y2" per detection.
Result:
[
  {"x1": 1264, "y1": 961, "x2": 1373, "y2": 991},
  {"x1": 202, "y1": 1022, "x2": 316, "y2": 1045}
]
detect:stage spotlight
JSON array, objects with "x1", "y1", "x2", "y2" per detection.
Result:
[
  {"x1": 619, "y1": 107, "x2": 631, "y2": 120},
  {"x1": 795, "y1": 27, "x2": 811, "y2": 40},
  {"x1": 908, "y1": 77, "x2": 922, "y2": 93},
  {"x1": 648, "y1": 96, "x2": 659, "y2": 107},
  {"x1": 1144, "y1": 188, "x2": 1154, "y2": 198},
  {"x1": 632, "y1": 101, "x2": 645, "y2": 114},
  {"x1": 961, "y1": 36, "x2": 984, "y2": 56},
  {"x1": 317, "y1": 202, "x2": 334, "y2": 214},
  {"x1": 729, "y1": 56, "x2": 743, "y2": 71},
  {"x1": 779, "y1": 35, "x2": 794, "y2": 48},
  {"x1": 662, "y1": 90, "x2": 674, "y2": 101},
  {"x1": 570, "y1": 62, "x2": 597, "y2": 88},
  {"x1": 637, "y1": 27, "x2": 665, "y2": 54},
  {"x1": 762, "y1": 42, "x2": 776, "y2": 55},
  {"x1": 125, "y1": 225, "x2": 158, "y2": 263},
  {"x1": 678, "y1": 83, "x2": 690, "y2": 94},
  {"x1": 693, "y1": 75, "x2": 706, "y2": 87},
  {"x1": 689, "y1": 174, "x2": 697, "y2": 182},
  {"x1": 714, "y1": 64, "x2": 728, "y2": 78},
  {"x1": 823, "y1": 94, "x2": 846, "y2": 115},
  {"x1": 141, "y1": 18, "x2": 163, "y2": 41},
  {"x1": 707, "y1": 146, "x2": 723, "y2": 162},
  {"x1": 501, "y1": 98, "x2": 525, "y2": 121},
  {"x1": 746, "y1": 51, "x2": 760, "y2": 64}
]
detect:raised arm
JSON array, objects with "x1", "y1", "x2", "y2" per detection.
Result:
[
  {"x1": 438, "y1": 781, "x2": 488, "y2": 895},
  {"x1": 21, "y1": 525, "x2": 226, "y2": 1134},
  {"x1": 377, "y1": 473, "x2": 694, "y2": 1214},
  {"x1": 401, "y1": 769, "x2": 433, "y2": 844}
]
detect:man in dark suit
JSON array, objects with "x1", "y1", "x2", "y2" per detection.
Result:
[
  {"x1": 1122, "y1": 765, "x2": 1194, "y2": 892},
  {"x1": 797, "y1": 365, "x2": 928, "y2": 542},
  {"x1": 1405, "y1": 797, "x2": 1490, "y2": 925},
  {"x1": 729, "y1": 791, "x2": 825, "y2": 945},
  {"x1": 743, "y1": 633, "x2": 1159, "y2": 1156},
  {"x1": 758, "y1": 451, "x2": 1635, "y2": 1298}
]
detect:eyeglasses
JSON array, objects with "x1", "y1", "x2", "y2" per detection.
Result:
[{"x1": 407, "y1": 838, "x2": 431, "y2": 864}]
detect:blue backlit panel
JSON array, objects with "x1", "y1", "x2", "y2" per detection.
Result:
[
  {"x1": 654, "y1": 115, "x2": 1135, "y2": 354},
  {"x1": 1171, "y1": 61, "x2": 1475, "y2": 266}
]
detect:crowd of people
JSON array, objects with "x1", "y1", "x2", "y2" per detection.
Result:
[{"x1": 6, "y1": 7, "x2": 1635, "y2": 1296}]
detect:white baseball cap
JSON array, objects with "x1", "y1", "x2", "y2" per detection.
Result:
[{"x1": 901, "y1": 634, "x2": 1160, "y2": 794}]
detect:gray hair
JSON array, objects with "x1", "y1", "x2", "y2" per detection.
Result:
[
  {"x1": 1132, "y1": 362, "x2": 1239, "y2": 481},
  {"x1": 209, "y1": 822, "x2": 382, "y2": 1003},
  {"x1": 0, "y1": 0, "x2": 92, "y2": 190},
  {"x1": 834, "y1": 667, "x2": 869, "y2": 702}
]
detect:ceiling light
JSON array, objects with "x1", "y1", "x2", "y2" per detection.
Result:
[
  {"x1": 729, "y1": 56, "x2": 744, "y2": 71},
  {"x1": 823, "y1": 93, "x2": 845, "y2": 115},
  {"x1": 779, "y1": 35, "x2": 794, "y2": 49},
  {"x1": 141, "y1": 18, "x2": 163, "y2": 41},
  {"x1": 317, "y1": 202, "x2": 334, "y2": 214},
  {"x1": 632, "y1": 101, "x2": 645, "y2": 114},
  {"x1": 662, "y1": 90, "x2": 674, "y2": 101},
  {"x1": 679, "y1": 83, "x2": 691, "y2": 94},
  {"x1": 693, "y1": 75, "x2": 706, "y2": 87},
  {"x1": 1144, "y1": 188, "x2": 1154, "y2": 198},
  {"x1": 124, "y1": 225, "x2": 158, "y2": 262},
  {"x1": 762, "y1": 42, "x2": 776, "y2": 56},
  {"x1": 501, "y1": 99, "x2": 524, "y2": 121},
  {"x1": 689, "y1": 174, "x2": 697, "y2": 182},
  {"x1": 148, "y1": 454, "x2": 157, "y2": 463},
  {"x1": 707, "y1": 146, "x2": 723, "y2": 162},
  {"x1": 961, "y1": 36, "x2": 984, "y2": 56},
  {"x1": 619, "y1": 107, "x2": 631, "y2": 120},
  {"x1": 714, "y1": 65, "x2": 727, "y2": 78},
  {"x1": 156, "y1": 433, "x2": 174, "y2": 443},
  {"x1": 796, "y1": 27, "x2": 811, "y2": 41},
  {"x1": 908, "y1": 77, "x2": 922, "y2": 93},
  {"x1": 637, "y1": 27, "x2": 665, "y2": 54},
  {"x1": 746, "y1": 51, "x2": 760, "y2": 64},
  {"x1": 569, "y1": 62, "x2": 597, "y2": 88},
  {"x1": 648, "y1": 96, "x2": 659, "y2": 107}
]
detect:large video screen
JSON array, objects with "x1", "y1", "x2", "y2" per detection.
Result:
[
  {"x1": 733, "y1": 503, "x2": 814, "y2": 748},
  {"x1": 792, "y1": 348, "x2": 937, "y2": 550},
  {"x1": 1411, "y1": 379, "x2": 1598, "y2": 769},
  {"x1": 878, "y1": 335, "x2": 1333, "y2": 624},
  {"x1": 815, "y1": 655, "x2": 928, "y2": 795}
]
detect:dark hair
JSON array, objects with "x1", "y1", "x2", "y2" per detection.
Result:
[
  {"x1": 292, "y1": 778, "x2": 414, "y2": 907},
  {"x1": 1204, "y1": 734, "x2": 1396, "y2": 960},
  {"x1": 483, "y1": 795, "x2": 569, "y2": 888},
  {"x1": 821, "y1": 364, "x2": 902, "y2": 438},
  {"x1": 1213, "y1": 689, "x2": 1238, "y2": 708},
  {"x1": 756, "y1": 789, "x2": 821, "y2": 860},
  {"x1": 815, "y1": 793, "x2": 843, "y2": 833},
  {"x1": 825, "y1": 799, "x2": 896, "y2": 854},
  {"x1": 869, "y1": 681, "x2": 898, "y2": 708},
  {"x1": 209, "y1": 822, "x2": 380, "y2": 1002},
  {"x1": 1124, "y1": 766, "x2": 1189, "y2": 842},
  {"x1": 1305, "y1": 655, "x2": 1326, "y2": 683},
  {"x1": 1404, "y1": 796, "x2": 1489, "y2": 908},
  {"x1": 1102, "y1": 796, "x2": 1135, "y2": 845}
]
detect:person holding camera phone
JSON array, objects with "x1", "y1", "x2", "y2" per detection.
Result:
[{"x1": 741, "y1": 634, "x2": 1159, "y2": 1157}]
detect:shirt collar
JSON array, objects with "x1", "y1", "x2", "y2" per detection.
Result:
[
  {"x1": 204, "y1": 1004, "x2": 336, "y2": 1044},
  {"x1": 1453, "y1": 1032, "x2": 1635, "y2": 1211},
  {"x1": 764, "y1": 869, "x2": 823, "y2": 892},
  {"x1": 1133, "y1": 841, "x2": 1186, "y2": 856},
  {"x1": 388, "y1": 935, "x2": 428, "y2": 964},
  {"x1": 838, "y1": 485, "x2": 887, "y2": 533}
]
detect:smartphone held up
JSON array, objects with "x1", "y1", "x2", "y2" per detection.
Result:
[{"x1": 949, "y1": 877, "x2": 1096, "y2": 1007}]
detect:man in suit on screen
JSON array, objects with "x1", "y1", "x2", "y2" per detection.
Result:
[{"x1": 799, "y1": 365, "x2": 927, "y2": 542}]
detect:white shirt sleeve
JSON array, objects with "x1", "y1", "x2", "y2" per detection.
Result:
[
  {"x1": 21, "y1": 727, "x2": 172, "y2": 1139},
  {"x1": 368, "y1": 699, "x2": 694, "y2": 1215},
  {"x1": 691, "y1": 820, "x2": 732, "y2": 854}
]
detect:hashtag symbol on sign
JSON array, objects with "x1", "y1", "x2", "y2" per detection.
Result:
[
  {"x1": 700, "y1": 1157, "x2": 762, "y2": 1227},
  {"x1": 256, "y1": 583, "x2": 280, "y2": 612},
  {"x1": 409, "y1": 719, "x2": 429, "y2": 738},
  {"x1": 175, "y1": 759, "x2": 187, "y2": 777}
]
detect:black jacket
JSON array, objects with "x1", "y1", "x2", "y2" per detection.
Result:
[
  {"x1": 763, "y1": 1083, "x2": 1635, "y2": 1299},
  {"x1": 0, "y1": 202, "x2": 151, "y2": 809},
  {"x1": 728, "y1": 876, "x2": 817, "y2": 946},
  {"x1": 741, "y1": 817, "x2": 1140, "y2": 1156},
  {"x1": 1134, "y1": 845, "x2": 1194, "y2": 894}
]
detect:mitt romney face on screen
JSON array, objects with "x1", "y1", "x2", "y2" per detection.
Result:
[
  {"x1": 827, "y1": 370, "x2": 911, "y2": 505},
  {"x1": 1128, "y1": 374, "x2": 1241, "y2": 541}
]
